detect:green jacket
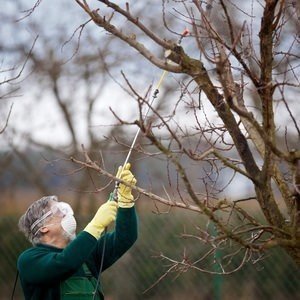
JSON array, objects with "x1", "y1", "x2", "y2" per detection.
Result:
[{"x1": 17, "y1": 207, "x2": 138, "y2": 300}]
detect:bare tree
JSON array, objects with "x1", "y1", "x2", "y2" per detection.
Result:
[
  {"x1": 69, "y1": 0, "x2": 300, "y2": 272},
  {"x1": 0, "y1": 35, "x2": 36, "y2": 134},
  {"x1": 0, "y1": 2, "x2": 123, "y2": 210}
]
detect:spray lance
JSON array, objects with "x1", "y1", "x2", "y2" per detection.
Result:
[
  {"x1": 92, "y1": 67, "x2": 169, "y2": 300},
  {"x1": 108, "y1": 69, "x2": 168, "y2": 202},
  {"x1": 92, "y1": 65, "x2": 170, "y2": 300}
]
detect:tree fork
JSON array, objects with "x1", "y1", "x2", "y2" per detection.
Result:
[{"x1": 167, "y1": 45, "x2": 261, "y2": 183}]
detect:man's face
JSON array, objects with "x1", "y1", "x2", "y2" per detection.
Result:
[{"x1": 39, "y1": 201, "x2": 76, "y2": 243}]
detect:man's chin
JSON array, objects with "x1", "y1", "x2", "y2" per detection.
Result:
[{"x1": 62, "y1": 232, "x2": 76, "y2": 242}]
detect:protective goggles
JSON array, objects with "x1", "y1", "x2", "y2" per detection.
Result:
[{"x1": 30, "y1": 202, "x2": 74, "y2": 232}]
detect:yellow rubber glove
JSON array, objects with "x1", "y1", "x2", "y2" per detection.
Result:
[
  {"x1": 116, "y1": 163, "x2": 137, "y2": 208},
  {"x1": 84, "y1": 201, "x2": 118, "y2": 239}
]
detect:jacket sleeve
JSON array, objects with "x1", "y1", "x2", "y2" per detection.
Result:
[
  {"x1": 17, "y1": 231, "x2": 97, "y2": 284},
  {"x1": 91, "y1": 206, "x2": 138, "y2": 273}
]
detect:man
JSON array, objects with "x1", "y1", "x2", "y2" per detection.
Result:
[{"x1": 17, "y1": 163, "x2": 138, "y2": 300}]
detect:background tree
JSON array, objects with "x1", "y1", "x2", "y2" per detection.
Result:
[
  {"x1": 69, "y1": 0, "x2": 300, "y2": 271},
  {"x1": 0, "y1": 0, "x2": 139, "y2": 212}
]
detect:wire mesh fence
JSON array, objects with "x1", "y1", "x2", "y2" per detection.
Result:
[{"x1": 1, "y1": 206, "x2": 299, "y2": 300}]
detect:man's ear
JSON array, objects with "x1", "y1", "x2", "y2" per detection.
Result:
[{"x1": 39, "y1": 226, "x2": 49, "y2": 234}]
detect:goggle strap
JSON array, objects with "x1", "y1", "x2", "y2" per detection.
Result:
[{"x1": 30, "y1": 210, "x2": 53, "y2": 232}]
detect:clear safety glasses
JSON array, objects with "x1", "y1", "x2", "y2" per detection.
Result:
[{"x1": 30, "y1": 202, "x2": 74, "y2": 232}]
